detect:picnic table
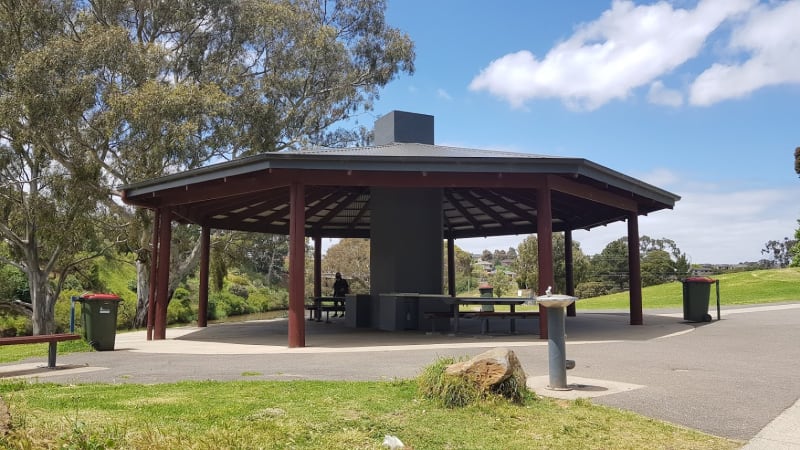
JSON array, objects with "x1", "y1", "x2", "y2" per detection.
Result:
[
  {"x1": 306, "y1": 296, "x2": 346, "y2": 323},
  {"x1": 441, "y1": 297, "x2": 534, "y2": 333}
]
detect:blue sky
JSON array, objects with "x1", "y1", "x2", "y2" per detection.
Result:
[{"x1": 338, "y1": 0, "x2": 800, "y2": 264}]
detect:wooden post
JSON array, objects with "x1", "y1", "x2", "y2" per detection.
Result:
[
  {"x1": 314, "y1": 235, "x2": 322, "y2": 298},
  {"x1": 447, "y1": 237, "x2": 456, "y2": 297},
  {"x1": 628, "y1": 212, "x2": 643, "y2": 325},
  {"x1": 288, "y1": 182, "x2": 306, "y2": 348},
  {"x1": 146, "y1": 209, "x2": 161, "y2": 341},
  {"x1": 565, "y1": 229, "x2": 576, "y2": 317},
  {"x1": 154, "y1": 207, "x2": 172, "y2": 340},
  {"x1": 537, "y1": 185, "x2": 554, "y2": 339},
  {"x1": 198, "y1": 226, "x2": 210, "y2": 327}
]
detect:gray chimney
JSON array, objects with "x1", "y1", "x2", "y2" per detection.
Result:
[{"x1": 373, "y1": 111, "x2": 434, "y2": 145}]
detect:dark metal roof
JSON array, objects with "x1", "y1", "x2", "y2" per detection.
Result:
[{"x1": 121, "y1": 142, "x2": 680, "y2": 239}]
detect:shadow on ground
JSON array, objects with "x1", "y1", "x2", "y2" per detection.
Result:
[{"x1": 172, "y1": 311, "x2": 693, "y2": 348}]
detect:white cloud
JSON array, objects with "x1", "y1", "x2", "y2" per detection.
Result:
[
  {"x1": 690, "y1": 1, "x2": 800, "y2": 106},
  {"x1": 469, "y1": 0, "x2": 755, "y2": 110},
  {"x1": 647, "y1": 81, "x2": 684, "y2": 107},
  {"x1": 436, "y1": 88, "x2": 453, "y2": 101}
]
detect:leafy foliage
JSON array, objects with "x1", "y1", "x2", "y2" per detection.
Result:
[
  {"x1": 0, "y1": 0, "x2": 414, "y2": 333},
  {"x1": 514, "y1": 233, "x2": 590, "y2": 294},
  {"x1": 762, "y1": 237, "x2": 797, "y2": 268},
  {"x1": 795, "y1": 146, "x2": 800, "y2": 175},
  {"x1": 322, "y1": 239, "x2": 370, "y2": 294}
]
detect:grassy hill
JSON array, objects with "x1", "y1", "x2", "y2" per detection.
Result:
[{"x1": 579, "y1": 268, "x2": 800, "y2": 310}]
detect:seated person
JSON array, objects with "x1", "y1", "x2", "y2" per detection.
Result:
[
  {"x1": 333, "y1": 272, "x2": 349, "y2": 297},
  {"x1": 331, "y1": 272, "x2": 349, "y2": 317}
]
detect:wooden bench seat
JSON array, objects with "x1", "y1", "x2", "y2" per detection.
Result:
[{"x1": 0, "y1": 333, "x2": 81, "y2": 369}]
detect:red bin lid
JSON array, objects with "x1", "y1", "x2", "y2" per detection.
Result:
[
  {"x1": 80, "y1": 293, "x2": 122, "y2": 301},
  {"x1": 683, "y1": 277, "x2": 716, "y2": 283}
]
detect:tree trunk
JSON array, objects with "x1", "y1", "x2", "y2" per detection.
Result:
[
  {"x1": 267, "y1": 245, "x2": 278, "y2": 284},
  {"x1": 134, "y1": 258, "x2": 150, "y2": 328},
  {"x1": 133, "y1": 235, "x2": 203, "y2": 327},
  {"x1": 29, "y1": 269, "x2": 56, "y2": 335}
]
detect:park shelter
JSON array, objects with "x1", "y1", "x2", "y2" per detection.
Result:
[{"x1": 121, "y1": 111, "x2": 680, "y2": 347}]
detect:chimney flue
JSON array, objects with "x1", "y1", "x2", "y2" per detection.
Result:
[{"x1": 374, "y1": 111, "x2": 434, "y2": 145}]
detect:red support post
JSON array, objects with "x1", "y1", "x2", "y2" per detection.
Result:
[
  {"x1": 154, "y1": 208, "x2": 172, "y2": 340},
  {"x1": 628, "y1": 212, "x2": 643, "y2": 325},
  {"x1": 198, "y1": 226, "x2": 210, "y2": 328},
  {"x1": 288, "y1": 182, "x2": 306, "y2": 348},
  {"x1": 147, "y1": 209, "x2": 161, "y2": 341},
  {"x1": 537, "y1": 184, "x2": 554, "y2": 339}
]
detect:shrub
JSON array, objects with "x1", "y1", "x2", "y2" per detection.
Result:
[
  {"x1": 208, "y1": 291, "x2": 257, "y2": 319},
  {"x1": 575, "y1": 281, "x2": 614, "y2": 299},
  {"x1": 264, "y1": 288, "x2": 288, "y2": 311},
  {"x1": 0, "y1": 315, "x2": 31, "y2": 337},
  {"x1": 246, "y1": 290, "x2": 271, "y2": 312},
  {"x1": 167, "y1": 300, "x2": 193, "y2": 324},
  {"x1": 228, "y1": 284, "x2": 249, "y2": 299},
  {"x1": 226, "y1": 273, "x2": 249, "y2": 286},
  {"x1": 207, "y1": 294, "x2": 227, "y2": 320}
]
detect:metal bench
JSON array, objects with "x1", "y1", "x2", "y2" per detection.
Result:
[{"x1": 0, "y1": 333, "x2": 82, "y2": 368}]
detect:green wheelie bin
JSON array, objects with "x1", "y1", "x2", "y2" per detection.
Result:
[
  {"x1": 78, "y1": 293, "x2": 122, "y2": 351},
  {"x1": 681, "y1": 277, "x2": 715, "y2": 322}
]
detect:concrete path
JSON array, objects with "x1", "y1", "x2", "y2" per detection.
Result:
[{"x1": 3, "y1": 303, "x2": 800, "y2": 448}]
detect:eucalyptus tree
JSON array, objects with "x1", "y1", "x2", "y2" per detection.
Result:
[
  {"x1": 795, "y1": 146, "x2": 799, "y2": 176},
  {"x1": 2, "y1": 0, "x2": 414, "y2": 328},
  {"x1": 589, "y1": 238, "x2": 629, "y2": 292},
  {"x1": 0, "y1": 2, "x2": 130, "y2": 333},
  {"x1": 513, "y1": 233, "x2": 590, "y2": 295}
]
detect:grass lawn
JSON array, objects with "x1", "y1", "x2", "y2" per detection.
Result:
[
  {"x1": 0, "y1": 380, "x2": 741, "y2": 449},
  {"x1": 0, "y1": 268, "x2": 795, "y2": 448},
  {"x1": 579, "y1": 268, "x2": 800, "y2": 310}
]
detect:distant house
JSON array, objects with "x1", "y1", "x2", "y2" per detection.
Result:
[
  {"x1": 690, "y1": 263, "x2": 758, "y2": 276},
  {"x1": 473, "y1": 260, "x2": 493, "y2": 273},
  {"x1": 500, "y1": 258, "x2": 516, "y2": 267}
]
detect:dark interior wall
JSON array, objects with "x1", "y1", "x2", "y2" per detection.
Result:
[{"x1": 370, "y1": 188, "x2": 443, "y2": 296}]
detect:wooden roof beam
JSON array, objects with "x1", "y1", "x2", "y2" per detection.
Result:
[
  {"x1": 458, "y1": 189, "x2": 513, "y2": 228},
  {"x1": 311, "y1": 189, "x2": 366, "y2": 232},
  {"x1": 547, "y1": 174, "x2": 637, "y2": 212},
  {"x1": 482, "y1": 189, "x2": 536, "y2": 221},
  {"x1": 347, "y1": 199, "x2": 371, "y2": 233},
  {"x1": 444, "y1": 191, "x2": 485, "y2": 231}
]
